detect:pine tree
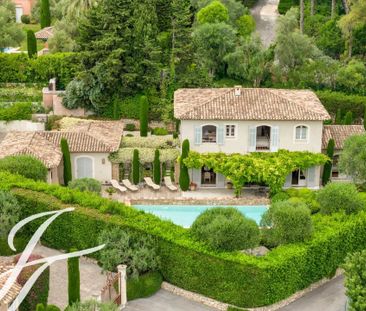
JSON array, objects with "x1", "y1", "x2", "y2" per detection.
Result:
[
  {"x1": 61, "y1": 138, "x2": 72, "y2": 186},
  {"x1": 27, "y1": 30, "x2": 37, "y2": 58},
  {"x1": 40, "y1": 0, "x2": 51, "y2": 29},
  {"x1": 67, "y1": 249, "x2": 80, "y2": 306},
  {"x1": 153, "y1": 149, "x2": 161, "y2": 185},
  {"x1": 343, "y1": 111, "x2": 353, "y2": 125},
  {"x1": 322, "y1": 139, "x2": 335, "y2": 185},
  {"x1": 179, "y1": 139, "x2": 190, "y2": 191},
  {"x1": 132, "y1": 149, "x2": 140, "y2": 185},
  {"x1": 139, "y1": 96, "x2": 149, "y2": 137}
]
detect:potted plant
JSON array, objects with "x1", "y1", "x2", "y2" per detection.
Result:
[
  {"x1": 105, "y1": 187, "x2": 116, "y2": 198},
  {"x1": 226, "y1": 181, "x2": 233, "y2": 189},
  {"x1": 190, "y1": 182, "x2": 197, "y2": 191}
]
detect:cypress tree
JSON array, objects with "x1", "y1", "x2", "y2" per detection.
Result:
[
  {"x1": 179, "y1": 139, "x2": 190, "y2": 191},
  {"x1": 61, "y1": 138, "x2": 72, "y2": 186},
  {"x1": 322, "y1": 139, "x2": 335, "y2": 185},
  {"x1": 132, "y1": 149, "x2": 140, "y2": 185},
  {"x1": 335, "y1": 108, "x2": 342, "y2": 124},
  {"x1": 139, "y1": 96, "x2": 148, "y2": 137},
  {"x1": 40, "y1": 0, "x2": 51, "y2": 29},
  {"x1": 27, "y1": 30, "x2": 37, "y2": 58},
  {"x1": 67, "y1": 249, "x2": 80, "y2": 306},
  {"x1": 153, "y1": 149, "x2": 161, "y2": 185},
  {"x1": 364, "y1": 109, "x2": 366, "y2": 130},
  {"x1": 343, "y1": 111, "x2": 353, "y2": 125}
]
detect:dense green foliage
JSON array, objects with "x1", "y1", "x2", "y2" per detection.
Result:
[
  {"x1": 36, "y1": 304, "x2": 61, "y2": 311},
  {"x1": 0, "y1": 86, "x2": 42, "y2": 102},
  {"x1": 132, "y1": 149, "x2": 140, "y2": 185},
  {"x1": 139, "y1": 96, "x2": 149, "y2": 137},
  {"x1": 2, "y1": 172, "x2": 366, "y2": 308},
  {"x1": 61, "y1": 138, "x2": 72, "y2": 186},
  {"x1": 322, "y1": 139, "x2": 335, "y2": 185},
  {"x1": 261, "y1": 201, "x2": 313, "y2": 245},
  {"x1": 0, "y1": 0, "x2": 24, "y2": 50},
  {"x1": 98, "y1": 228, "x2": 160, "y2": 277},
  {"x1": 344, "y1": 250, "x2": 366, "y2": 311},
  {"x1": 179, "y1": 139, "x2": 190, "y2": 191},
  {"x1": 317, "y1": 182, "x2": 364, "y2": 215},
  {"x1": 184, "y1": 150, "x2": 328, "y2": 196},
  {"x1": 191, "y1": 207, "x2": 260, "y2": 251},
  {"x1": 68, "y1": 178, "x2": 101, "y2": 194},
  {"x1": 153, "y1": 149, "x2": 161, "y2": 185},
  {"x1": 0, "y1": 155, "x2": 47, "y2": 181},
  {"x1": 66, "y1": 300, "x2": 119, "y2": 311},
  {"x1": 40, "y1": 0, "x2": 51, "y2": 28},
  {"x1": 127, "y1": 272, "x2": 163, "y2": 301},
  {"x1": 0, "y1": 102, "x2": 32, "y2": 121},
  {"x1": 0, "y1": 191, "x2": 20, "y2": 238},
  {"x1": 27, "y1": 30, "x2": 37, "y2": 59},
  {"x1": 67, "y1": 249, "x2": 80, "y2": 305},
  {"x1": 285, "y1": 188, "x2": 320, "y2": 214},
  {"x1": 339, "y1": 134, "x2": 366, "y2": 184},
  {"x1": 197, "y1": 1, "x2": 229, "y2": 24}
]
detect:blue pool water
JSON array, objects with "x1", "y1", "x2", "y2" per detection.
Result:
[{"x1": 134, "y1": 205, "x2": 267, "y2": 228}]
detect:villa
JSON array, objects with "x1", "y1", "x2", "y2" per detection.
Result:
[
  {"x1": 12, "y1": 0, "x2": 36, "y2": 22},
  {"x1": 174, "y1": 87, "x2": 365, "y2": 190}
]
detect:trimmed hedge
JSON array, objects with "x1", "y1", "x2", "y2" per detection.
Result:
[
  {"x1": 2, "y1": 172, "x2": 366, "y2": 308},
  {"x1": 0, "y1": 87, "x2": 42, "y2": 102},
  {"x1": 0, "y1": 53, "x2": 82, "y2": 89},
  {"x1": 127, "y1": 272, "x2": 163, "y2": 301},
  {"x1": 0, "y1": 102, "x2": 32, "y2": 121}
]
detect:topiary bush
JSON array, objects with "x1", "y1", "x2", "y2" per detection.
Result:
[
  {"x1": 68, "y1": 178, "x2": 101, "y2": 194},
  {"x1": 286, "y1": 188, "x2": 320, "y2": 214},
  {"x1": 0, "y1": 155, "x2": 47, "y2": 181},
  {"x1": 132, "y1": 149, "x2": 140, "y2": 185},
  {"x1": 27, "y1": 30, "x2": 37, "y2": 59},
  {"x1": 153, "y1": 149, "x2": 161, "y2": 185},
  {"x1": 317, "y1": 182, "x2": 364, "y2": 215},
  {"x1": 322, "y1": 138, "x2": 335, "y2": 186},
  {"x1": 191, "y1": 207, "x2": 260, "y2": 251},
  {"x1": 261, "y1": 200, "x2": 313, "y2": 245},
  {"x1": 67, "y1": 248, "x2": 80, "y2": 306},
  {"x1": 21, "y1": 14, "x2": 31, "y2": 24},
  {"x1": 271, "y1": 191, "x2": 290, "y2": 203},
  {"x1": 40, "y1": 0, "x2": 51, "y2": 28},
  {"x1": 127, "y1": 271, "x2": 163, "y2": 301},
  {"x1": 179, "y1": 139, "x2": 190, "y2": 191},
  {"x1": 61, "y1": 138, "x2": 72, "y2": 186}
]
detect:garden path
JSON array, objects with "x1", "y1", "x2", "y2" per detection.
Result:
[{"x1": 251, "y1": 0, "x2": 280, "y2": 47}]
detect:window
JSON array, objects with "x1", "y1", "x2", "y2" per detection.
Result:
[
  {"x1": 295, "y1": 126, "x2": 308, "y2": 140},
  {"x1": 202, "y1": 125, "x2": 217, "y2": 143},
  {"x1": 225, "y1": 125, "x2": 236, "y2": 137},
  {"x1": 76, "y1": 156, "x2": 93, "y2": 179}
]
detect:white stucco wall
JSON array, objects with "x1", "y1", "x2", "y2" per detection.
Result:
[
  {"x1": 71, "y1": 153, "x2": 112, "y2": 184},
  {"x1": 180, "y1": 120, "x2": 323, "y2": 154}
]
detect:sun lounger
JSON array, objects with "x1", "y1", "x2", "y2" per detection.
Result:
[
  {"x1": 110, "y1": 179, "x2": 127, "y2": 193},
  {"x1": 164, "y1": 176, "x2": 178, "y2": 191},
  {"x1": 144, "y1": 177, "x2": 160, "y2": 190},
  {"x1": 122, "y1": 179, "x2": 139, "y2": 192}
]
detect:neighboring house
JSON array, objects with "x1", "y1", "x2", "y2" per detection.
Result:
[
  {"x1": 174, "y1": 87, "x2": 362, "y2": 190},
  {"x1": 322, "y1": 125, "x2": 365, "y2": 181},
  {"x1": 0, "y1": 260, "x2": 22, "y2": 311},
  {"x1": 0, "y1": 120, "x2": 123, "y2": 184},
  {"x1": 12, "y1": 0, "x2": 36, "y2": 23},
  {"x1": 35, "y1": 26, "x2": 53, "y2": 41}
]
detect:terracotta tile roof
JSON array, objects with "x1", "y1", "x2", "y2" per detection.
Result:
[
  {"x1": 0, "y1": 132, "x2": 62, "y2": 168},
  {"x1": 174, "y1": 88, "x2": 331, "y2": 121},
  {"x1": 0, "y1": 120, "x2": 123, "y2": 168},
  {"x1": 35, "y1": 27, "x2": 54, "y2": 40},
  {"x1": 0, "y1": 261, "x2": 22, "y2": 306},
  {"x1": 322, "y1": 125, "x2": 365, "y2": 149}
]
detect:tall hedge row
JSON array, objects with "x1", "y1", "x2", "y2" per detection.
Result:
[
  {"x1": 3, "y1": 172, "x2": 366, "y2": 308},
  {"x1": 0, "y1": 53, "x2": 82, "y2": 89}
]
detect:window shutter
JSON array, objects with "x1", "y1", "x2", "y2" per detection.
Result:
[
  {"x1": 218, "y1": 125, "x2": 224, "y2": 145},
  {"x1": 307, "y1": 166, "x2": 316, "y2": 187},
  {"x1": 270, "y1": 126, "x2": 279, "y2": 152},
  {"x1": 248, "y1": 126, "x2": 256, "y2": 152},
  {"x1": 194, "y1": 126, "x2": 202, "y2": 145}
]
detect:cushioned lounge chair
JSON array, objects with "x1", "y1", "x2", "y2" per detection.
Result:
[
  {"x1": 122, "y1": 179, "x2": 139, "y2": 192},
  {"x1": 164, "y1": 176, "x2": 178, "y2": 191},
  {"x1": 110, "y1": 179, "x2": 127, "y2": 193},
  {"x1": 144, "y1": 177, "x2": 160, "y2": 190}
]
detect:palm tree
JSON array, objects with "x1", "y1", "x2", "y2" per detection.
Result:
[{"x1": 61, "y1": 0, "x2": 98, "y2": 18}]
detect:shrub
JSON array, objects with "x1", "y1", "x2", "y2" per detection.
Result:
[
  {"x1": 21, "y1": 14, "x2": 31, "y2": 24},
  {"x1": 0, "y1": 87, "x2": 42, "y2": 102},
  {"x1": 66, "y1": 300, "x2": 119, "y2": 311},
  {"x1": 261, "y1": 201, "x2": 313, "y2": 245},
  {"x1": 197, "y1": 0, "x2": 229, "y2": 24},
  {"x1": 98, "y1": 228, "x2": 160, "y2": 278},
  {"x1": 0, "y1": 155, "x2": 47, "y2": 181},
  {"x1": 139, "y1": 96, "x2": 148, "y2": 137},
  {"x1": 0, "y1": 102, "x2": 32, "y2": 121},
  {"x1": 27, "y1": 30, "x2": 37, "y2": 59},
  {"x1": 271, "y1": 191, "x2": 289, "y2": 203},
  {"x1": 153, "y1": 149, "x2": 161, "y2": 185},
  {"x1": 61, "y1": 138, "x2": 72, "y2": 186},
  {"x1": 152, "y1": 127, "x2": 169, "y2": 135},
  {"x1": 36, "y1": 304, "x2": 61, "y2": 311},
  {"x1": 343, "y1": 111, "x2": 353, "y2": 125},
  {"x1": 179, "y1": 139, "x2": 190, "y2": 191},
  {"x1": 68, "y1": 249, "x2": 80, "y2": 306},
  {"x1": 191, "y1": 207, "x2": 260, "y2": 251},
  {"x1": 322, "y1": 139, "x2": 335, "y2": 186},
  {"x1": 278, "y1": 0, "x2": 296, "y2": 14},
  {"x1": 132, "y1": 149, "x2": 140, "y2": 185},
  {"x1": 121, "y1": 136, "x2": 180, "y2": 149},
  {"x1": 344, "y1": 250, "x2": 366, "y2": 311},
  {"x1": 68, "y1": 178, "x2": 101, "y2": 194},
  {"x1": 0, "y1": 190, "x2": 20, "y2": 238},
  {"x1": 0, "y1": 235, "x2": 28, "y2": 256},
  {"x1": 286, "y1": 188, "x2": 320, "y2": 214},
  {"x1": 40, "y1": 0, "x2": 51, "y2": 28},
  {"x1": 124, "y1": 123, "x2": 136, "y2": 131},
  {"x1": 127, "y1": 271, "x2": 163, "y2": 301},
  {"x1": 317, "y1": 182, "x2": 363, "y2": 215}
]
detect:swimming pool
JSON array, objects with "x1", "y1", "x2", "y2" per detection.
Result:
[{"x1": 134, "y1": 205, "x2": 267, "y2": 228}]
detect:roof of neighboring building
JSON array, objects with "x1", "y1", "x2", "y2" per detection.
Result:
[
  {"x1": 0, "y1": 260, "x2": 22, "y2": 306},
  {"x1": 0, "y1": 120, "x2": 123, "y2": 168},
  {"x1": 35, "y1": 26, "x2": 54, "y2": 40},
  {"x1": 322, "y1": 125, "x2": 365, "y2": 149},
  {"x1": 174, "y1": 88, "x2": 331, "y2": 121}
]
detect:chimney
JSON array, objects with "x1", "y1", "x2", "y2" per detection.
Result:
[{"x1": 234, "y1": 85, "x2": 241, "y2": 96}]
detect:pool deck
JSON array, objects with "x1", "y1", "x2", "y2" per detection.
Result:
[{"x1": 102, "y1": 186, "x2": 270, "y2": 206}]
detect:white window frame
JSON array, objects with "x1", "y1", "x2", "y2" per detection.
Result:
[
  {"x1": 201, "y1": 124, "x2": 218, "y2": 144},
  {"x1": 294, "y1": 125, "x2": 309, "y2": 143},
  {"x1": 225, "y1": 124, "x2": 237, "y2": 138},
  {"x1": 74, "y1": 155, "x2": 95, "y2": 179}
]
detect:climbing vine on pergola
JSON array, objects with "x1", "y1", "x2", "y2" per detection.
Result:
[{"x1": 183, "y1": 150, "x2": 329, "y2": 196}]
